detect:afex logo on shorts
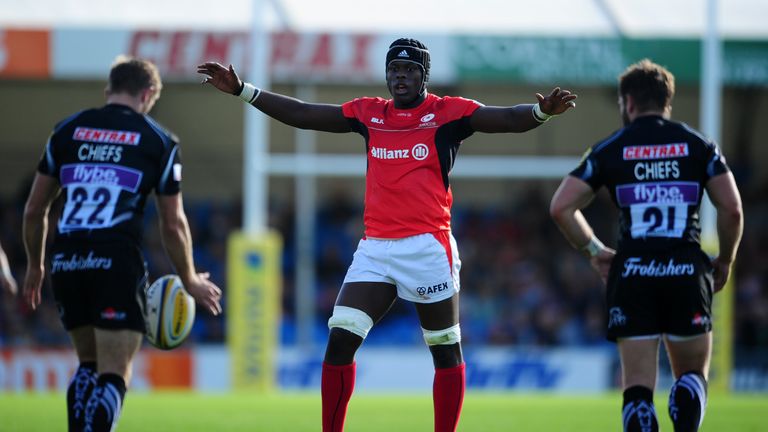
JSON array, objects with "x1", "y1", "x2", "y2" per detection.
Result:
[{"x1": 416, "y1": 282, "x2": 449, "y2": 297}]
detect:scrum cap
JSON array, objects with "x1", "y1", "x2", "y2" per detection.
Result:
[{"x1": 386, "y1": 38, "x2": 431, "y2": 88}]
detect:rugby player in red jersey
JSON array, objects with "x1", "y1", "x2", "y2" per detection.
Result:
[{"x1": 199, "y1": 38, "x2": 576, "y2": 432}]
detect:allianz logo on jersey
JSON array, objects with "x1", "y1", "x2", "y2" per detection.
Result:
[
  {"x1": 51, "y1": 251, "x2": 113, "y2": 273},
  {"x1": 370, "y1": 143, "x2": 429, "y2": 161},
  {"x1": 621, "y1": 257, "x2": 694, "y2": 278},
  {"x1": 623, "y1": 143, "x2": 689, "y2": 160}
]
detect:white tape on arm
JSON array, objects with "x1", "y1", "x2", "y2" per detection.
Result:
[
  {"x1": 532, "y1": 103, "x2": 552, "y2": 123},
  {"x1": 580, "y1": 235, "x2": 605, "y2": 257},
  {"x1": 238, "y1": 82, "x2": 261, "y2": 104}
]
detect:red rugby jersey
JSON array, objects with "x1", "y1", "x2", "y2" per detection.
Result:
[{"x1": 342, "y1": 93, "x2": 482, "y2": 238}]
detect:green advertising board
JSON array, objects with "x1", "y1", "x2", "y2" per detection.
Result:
[{"x1": 457, "y1": 36, "x2": 768, "y2": 85}]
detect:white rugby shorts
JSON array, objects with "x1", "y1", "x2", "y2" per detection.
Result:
[{"x1": 343, "y1": 231, "x2": 461, "y2": 303}]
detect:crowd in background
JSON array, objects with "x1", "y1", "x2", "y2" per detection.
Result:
[{"x1": 1, "y1": 177, "x2": 766, "y2": 359}]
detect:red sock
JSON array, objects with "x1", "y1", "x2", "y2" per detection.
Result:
[
  {"x1": 322, "y1": 362, "x2": 356, "y2": 432},
  {"x1": 433, "y1": 363, "x2": 466, "y2": 432}
]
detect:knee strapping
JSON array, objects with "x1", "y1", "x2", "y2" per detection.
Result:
[
  {"x1": 422, "y1": 324, "x2": 461, "y2": 346},
  {"x1": 328, "y1": 306, "x2": 374, "y2": 339}
]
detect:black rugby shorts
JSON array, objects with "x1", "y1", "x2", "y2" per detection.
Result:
[
  {"x1": 604, "y1": 245, "x2": 714, "y2": 341},
  {"x1": 50, "y1": 240, "x2": 148, "y2": 332}
]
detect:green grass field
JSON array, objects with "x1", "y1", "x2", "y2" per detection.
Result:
[{"x1": 1, "y1": 391, "x2": 765, "y2": 431}]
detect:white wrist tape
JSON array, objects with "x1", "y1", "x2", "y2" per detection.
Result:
[
  {"x1": 238, "y1": 82, "x2": 261, "y2": 104},
  {"x1": 532, "y1": 103, "x2": 552, "y2": 123},
  {"x1": 581, "y1": 235, "x2": 605, "y2": 257}
]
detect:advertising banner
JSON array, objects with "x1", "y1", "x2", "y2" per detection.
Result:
[
  {"x1": 226, "y1": 230, "x2": 282, "y2": 391},
  {"x1": 0, "y1": 349, "x2": 193, "y2": 392},
  {"x1": 0, "y1": 29, "x2": 50, "y2": 78}
]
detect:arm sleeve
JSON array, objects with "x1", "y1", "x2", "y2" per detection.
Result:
[
  {"x1": 569, "y1": 147, "x2": 603, "y2": 190},
  {"x1": 452, "y1": 97, "x2": 483, "y2": 139},
  {"x1": 703, "y1": 140, "x2": 730, "y2": 180},
  {"x1": 341, "y1": 98, "x2": 368, "y2": 135},
  {"x1": 36, "y1": 134, "x2": 59, "y2": 178},
  {"x1": 156, "y1": 141, "x2": 182, "y2": 195}
]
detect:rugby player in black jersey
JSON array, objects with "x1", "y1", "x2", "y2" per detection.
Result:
[
  {"x1": 22, "y1": 56, "x2": 222, "y2": 432},
  {"x1": 550, "y1": 59, "x2": 743, "y2": 432}
]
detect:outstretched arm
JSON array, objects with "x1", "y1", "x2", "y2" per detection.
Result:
[
  {"x1": 471, "y1": 87, "x2": 577, "y2": 133},
  {"x1": 550, "y1": 175, "x2": 615, "y2": 283},
  {"x1": 197, "y1": 62, "x2": 351, "y2": 133}
]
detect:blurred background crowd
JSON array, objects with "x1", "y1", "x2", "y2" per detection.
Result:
[{"x1": 1, "y1": 172, "x2": 766, "y2": 362}]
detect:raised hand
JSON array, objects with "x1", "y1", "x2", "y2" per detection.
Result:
[
  {"x1": 536, "y1": 87, "x2": 578, "y2": 116},
  {"x1": 197, "y1": 62, "x2": 243, "y2": 95}
]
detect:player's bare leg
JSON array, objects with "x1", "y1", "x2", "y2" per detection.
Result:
[
  {"x1": 322, "y1": 282, "x2": 398, "y2": 432},
  {"x1": 83, "y1": 329, "x2": 142, "y2": 432},
  {"x1": 618, "y1": 337, "x2": 660, "y2": 432},
  {"x1": 416, "y1": 294, "x2": 464, "y2": 432},
  {"x1": 67, "y1": 326, "x2": 97, "y2": 431},
  {"x1": 664, "y1": 333, "x2": 712, "y2": 432}
]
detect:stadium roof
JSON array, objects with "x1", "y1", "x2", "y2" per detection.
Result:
[{"x1": 1, "y1": 0, "x2": 767, "y2": 39}]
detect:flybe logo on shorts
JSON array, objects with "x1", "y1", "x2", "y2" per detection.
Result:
[
  {"x1": 417, "y1": 282, "x2": 449, "y2": 297},
  {"x1": 623, "y1": 143, "x2": 689, "y2": 160},
  {"x1": 621, "y1": 257, "x2": 694, "y2": 277},
  {"x1": 74, "y1": 127, "x2": 141, "y2": 145},
  {"x1": 51, "y1": 251, "x2": 113, "y2": 273}
]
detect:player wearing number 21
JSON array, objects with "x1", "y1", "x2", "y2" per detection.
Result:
[
  {"x1": 22, "y1": 56, "x2": 222, "y2": 432},
  {"x1": 550, "y1": 59, "x2": 743, "y2": 432}
]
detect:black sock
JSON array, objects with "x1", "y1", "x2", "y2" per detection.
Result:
[
  {"x1": 83, "y1": 373, "x2": 127, "y2": 432},
  {"x1": 669, "y1": 371, "x2": 707, "y2": 432},
  {"x1": 67, "y1": 362, "x2": 97, "y2": 432},
  {"x1": 622, "y1": 385, "x2": 659, "y2": 432}
]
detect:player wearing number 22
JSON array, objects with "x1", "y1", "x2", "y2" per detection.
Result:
[
  {"x1": 22, "y1": 56, "x2": 222, "y2": 432},
  {"x1": 550, "y1": 59, "x2": 743, "y2": 432}
]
